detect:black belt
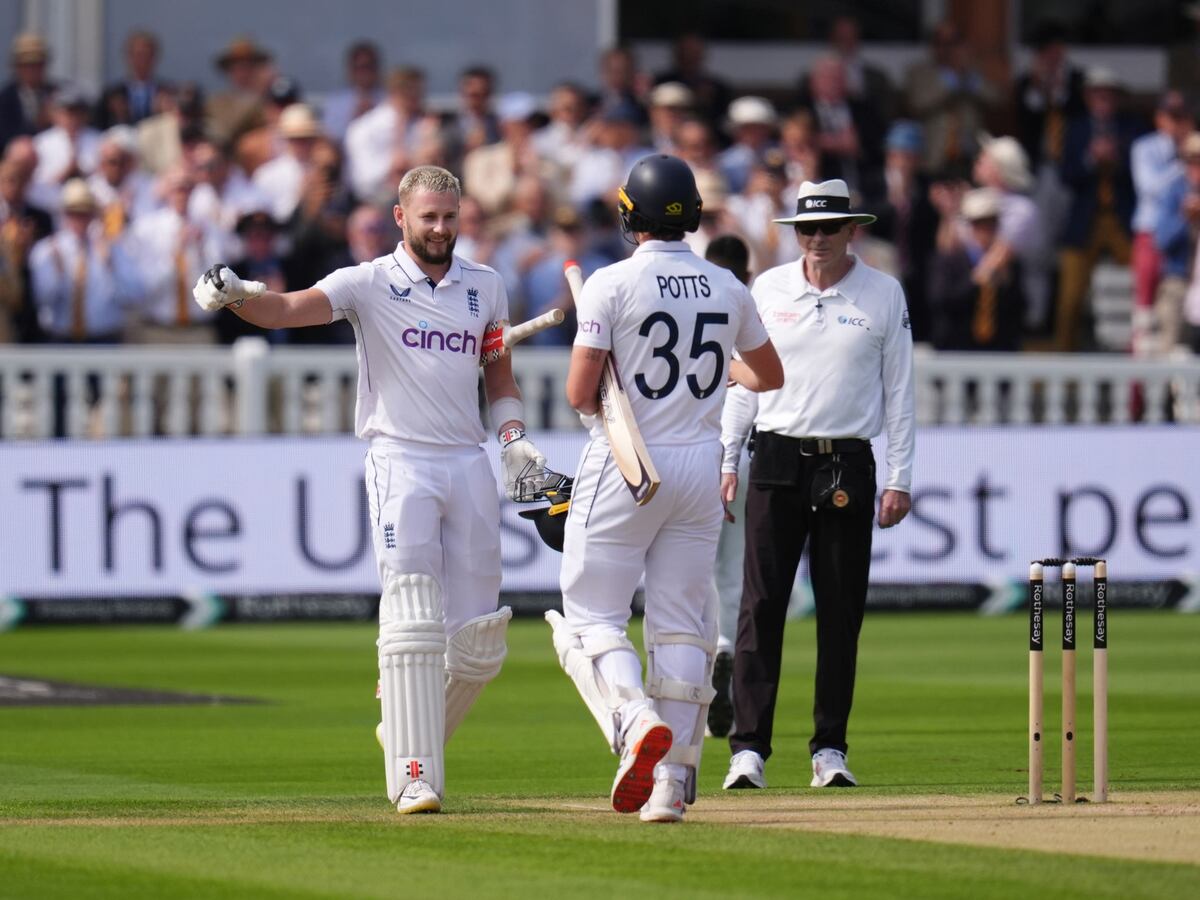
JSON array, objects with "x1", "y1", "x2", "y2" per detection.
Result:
[{"x1": 796, "y1": 437, "x2": 870, "y2": 456}]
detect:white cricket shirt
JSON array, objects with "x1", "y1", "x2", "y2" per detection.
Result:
[
  {"x1": 574, "y1": 240, "x2": 769, "y2": 446},
  {"x1": 750, "y1": 254, "x2": 915, "y2": 492},
  {"x1": 316, "y1": 243, "x2": 507, "y2": 447}
]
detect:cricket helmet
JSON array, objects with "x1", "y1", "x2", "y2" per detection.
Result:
[
  {"x1": 617, "y1": 153, "x2": 702, "y2": 236},
  {"x1": 515, "y1": 468, "x2": 573, "y2": 553}
]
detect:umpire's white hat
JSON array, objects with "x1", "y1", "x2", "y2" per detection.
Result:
[{"x1": 772, "y1": 179, "x2": 876, "y2": 226}]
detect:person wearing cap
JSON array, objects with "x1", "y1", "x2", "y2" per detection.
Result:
[
  {"x1": 928, "y1": 187, "x2": 1024, "y2": 351},
  {"x1": 345, "y1": 66, "x2": 438, "y2": 203},
  {"x1": 252, "y1": 103, "x2": 324, "y2": 222},
  {"x1": 862, "y1": 120, "x2": 937, "y2": 342},
  {"x1": 28, "y1": 177, "x2": 142, "y2": 343},
  {"x1": 206, "y1": 36, "x2": 272, "y2": 148},
  {"x1": 98, "y1": 30, "x2": 170, "y2": 129},
  {"x1": 1151, "y1": 132, "x2": 1200, "y2": 355},
  {"x1": 31, "y1": 85, "x2": 102, "y2": 200},
  {"x1": 1055, "y1": 66, "x2": 1138, "y2": 351},
  {"x1": 1129, "y1": 90, "x2": 1195, "y2": 352},
  {"x1": 648, "y1": 81, "x2": 694, "y2": 153},
  {"x1": 0, "y1": 33, "x2": 56, "y2": 152},
  {"x1": 463, "y1": 92, "x2": 544, "y2": 216},
  {"x1": 720, "y1": 178, "x2": 914, "y2": 793},
  {"x1": 322, "y1": 41, "x2": 383, "y2": 143},
  {"x1": 719, "y1": 96, "x2": 779, "y2": 194}
]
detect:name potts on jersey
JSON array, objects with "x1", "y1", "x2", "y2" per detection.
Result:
[
  {"x1": 400, "y1": 321, "x2": 479, "y2": 355},
  {"x1": 656, "y1": 274, "x2": 711, "y2": 299}
]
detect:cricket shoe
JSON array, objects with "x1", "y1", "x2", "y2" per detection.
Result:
[
  {"x1": 611, "y1": 709, "x2": 673, "y2": 813},
  {"x1": 810, "y1": 748, "x2": 857, "y2": 787},
  {"x1": 722, "y1": 749, "x2": 766, "y2": 789},
  {"x1": 396, "y1": 779, "x2": 442, "y2": 814},
  {"x1": 706, "y1": 651, "x2": 734, "y2": 738},
  {"x1": 640, "y1": 775, "x2": 686, "y2": 823}
]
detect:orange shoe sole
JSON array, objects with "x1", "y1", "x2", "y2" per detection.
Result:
[{"x1": 611, "y1": 723, "x2": 673, "y2": 813}]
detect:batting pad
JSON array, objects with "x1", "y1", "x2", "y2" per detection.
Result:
[
  {"x1": 444, "y1": 606, "x2": 513, "y2": 741},
  {"x1": 645, "y1": 621, "x2": 717, "y2": 805},
  {"x1": 546, "y1": 610, "x2": 645, "y2": 752},
  {"x1": 378, "y1": 573, "x2": 446, "y2": 804}
]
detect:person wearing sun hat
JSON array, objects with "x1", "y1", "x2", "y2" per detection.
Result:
[{"x1": 719, "y1": 177, "x2": 914, "y2": 794}]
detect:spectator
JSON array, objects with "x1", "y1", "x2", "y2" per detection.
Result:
[
  {"x1": 0, "y1": 155, "x2": 54, "y2": 342},
  {"x1": 206, "y1": 36, "x2": 271, "y2": 149},
  {"x1": 260, "y1": 75, "x2": 304, "y2": 155},
  {"x1": 452, "y1": 194, "x2": 497, "y2": 265},
  {"x1": 187, "y1": 138, "x2": 270, "y2": 244},
  {"x1": 777, "y1": 110, "x2": 822, "y2": 188},
  {"x1": 802, "y1": 55, "x2": 884, "y2": 201},
  {"x1": 28, "y1": 178, "x2": 141, "y2": 343},
  {"x1": 532, "y1": 81, "x2": 591, "y2": 172},
  {"x1": 31, "y1": 86, "x2": 102, "y2": 209},
  {"x1": 321, "y1": 41, "x2": 383, "y2": 143},
  {"x1": 719, "y1": 96, "x2": 778, "y2": 194},
  {"x1": 520, "y1": 205, "x2": 603, "y2": 345},
  {"x1": 597, "y1": 46, "x2": 648, "y2": 124},
  {"x1": 345, "y1": 66, "x2": 438, "y2": 203},
  {"x1": 673, "y1": 117, "x2": 721, "y2": 182},
  {"x1": 1055, "y1": 67, "x2": 1139, "y2": 351},
  {"x1": 0, "y1": 33, "x2": 55, "y2": 152},
  {"x1": 341, "y1": 203, "x2": 396, "y2": 265},
  {"x1": 97, "y1": 30, "x2": 170, "y2": 129},
  {"x1": 903, "y1": 21, "x2": 999, "y2": 175},
  {"x1": 819, "y1": 14, "x2": 895, "y2": 122},
  {"x1": 654, "y1": 32, "x2": 731, "y2": 125},
  {"x1": 647, "y1": 81, "x2": 694, "y2": 153},
  {"x1": 1152, "y1": 132, "x2": 1200, "y2": 355},
  {"x1": 971, "y1": 135, "x2": 1049, "y2": 333},
  {"x1": 928, "y1": 187, "x2": 1024, "y2": 351},
  {"x1": 1130, "y1": 91, "x2": 1194, "y2": 352},
  {"x1": 491, "y1": 174, "x2": 553, "y2": 317},
  {"x1": 726, "y1": 153, "x2": 792, "y2": 271},
  {"x1": 253, "y1": 103, "x2": 324, "y2": 222},
  {"x1": 214, "y1": 210, "x2": 287, "y2": 344},
  {"x1": 863, "y1": 121, "x2": 937, "y2": 342},
  {"x1": 463, "y1": 92, "x2": 544, "y2": 217},
  {"x1": 87, "y1": 127, "x2": 159, "y2": 242},
  {"x1": 684, "y1": 168, "x2": 741, "y2": 259},
  {"x1": 444, "y1": 66, "x2": 501, "y2": 168},
  {"x1": 568, "y1": 100, "x2": 652, "y2": 208},
  {"x1": 137, "y1": 82, "x2": 205, "y2": 176}
]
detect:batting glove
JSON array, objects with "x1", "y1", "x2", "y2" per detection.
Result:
[
  {"x1": 193, "y1": 264, "x2": 267, "y2": 312},
  {"x1": 500, "y1": 427, "x2": 546, "y2": 501}
]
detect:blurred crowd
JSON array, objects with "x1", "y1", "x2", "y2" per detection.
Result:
[{"x1": 3, "y1": 17, "x2": 1200, "y2": 355}]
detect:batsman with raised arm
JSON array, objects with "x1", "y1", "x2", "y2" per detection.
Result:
[{"x1": 193, "y1": 166, "x2": 551, "y2": 815}]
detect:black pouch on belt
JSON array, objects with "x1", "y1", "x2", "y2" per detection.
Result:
[
  {"x1": 748, "y1": 430, "x2": 803, "y2": 486},
  {"x1": 811, "y1": 458, "x2": 854, "y2": 510}
]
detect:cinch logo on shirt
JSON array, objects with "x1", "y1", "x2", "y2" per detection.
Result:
[
  {"x1": 401, "y1": 320, "x2": 479, "y2": 355},
  {"x1": 578, "y1": 319, "x2": 602, "y2": 335},
  {"x1": 837, "y1": 315, "x2": 868, "y2": 328},
  {"x1": 389, "y1": 285, "x2": 411, "y2": 302}
]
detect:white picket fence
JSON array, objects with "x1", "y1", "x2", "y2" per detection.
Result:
[{"x1": 1, "y1": 338, "x2": 1198, "y2": 439}]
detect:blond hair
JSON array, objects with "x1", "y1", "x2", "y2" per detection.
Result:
[{"x1": 397, "y1": 166, "x2": 461, "y2": 206}]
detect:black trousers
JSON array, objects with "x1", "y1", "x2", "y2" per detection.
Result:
[{"x1": 730, "y1": 437, "x2": 875, "y2": 760}]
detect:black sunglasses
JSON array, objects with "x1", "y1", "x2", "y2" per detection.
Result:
[{"x1": 796, "y1": 220, "x2": 847, "y2": 236}]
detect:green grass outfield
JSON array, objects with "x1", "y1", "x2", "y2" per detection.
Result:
[{"x1": 1, "y1": 612, "x2": 1198, "y2": 899}]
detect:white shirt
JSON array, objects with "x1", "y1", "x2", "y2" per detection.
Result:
[
  {"x1": 573, "y1": 240, "x2": 769, "y2": 447},
  {"x1": 87, "y1": 170, "x2": 160, "y2": 221},
  {"x1": 316, "y1": 244, "x2": 508, "y2": 446},
  {"x1": 742, "y1": 254, "x2": 915, "y2": 492},
  {"x1": 127, "y1": 207, "x2": 223, "y2": 325},
  {"x1": 252, "y1": 153, "x2": 305, "y2": 223},
  {"x1": 344, "y1": 103, "x2": 431, "y2": 201},
  {"x1": 28, "y1": 228, "x2": 143, "y2": 337},
  {"x1": 32, "y1": 126, "x2": 102, "y2": 188},
  {"x1": 321, "y1": 87, "x2": 383, "y2": 142}
]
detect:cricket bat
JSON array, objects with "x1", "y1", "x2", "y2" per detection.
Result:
[
  {"x1": 480, "y1": 308, "x2": 565, "y2": 365},
  {"x1": 563, "y1": 261, "x2": 660, "y2": 506}
]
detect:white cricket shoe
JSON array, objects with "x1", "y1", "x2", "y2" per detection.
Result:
[
  {"x1": 810, "y1": 748, "x2": 857, "y2": 787},
  {"x1": 640, "y1": 775, "x2": 686, "y2": 823},
  {"x1": 611, "y1": 709, "x2": 673, "y2": 813},
  {"x1": 396, "y1": 779, "x2": 442, "y2": 814},
  {"x1": 723, "y1": 749, "x2": 766, "y2": 789}
]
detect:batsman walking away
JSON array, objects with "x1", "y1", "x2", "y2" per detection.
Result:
[
  {"x1": 193, "y1": 164, "x2": 556, "y2": 815},
  {"x1": 548, "y1": 153, "x2": 783, "y2": 824}
]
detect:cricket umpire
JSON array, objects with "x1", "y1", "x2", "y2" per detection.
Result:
[{"x1": 720, "y1": 179, "x2": 914, "y2": 790}]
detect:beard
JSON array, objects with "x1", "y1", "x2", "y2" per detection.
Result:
[{"x1": 407, "y1": 230, "x2": 457, "y2": 266}]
